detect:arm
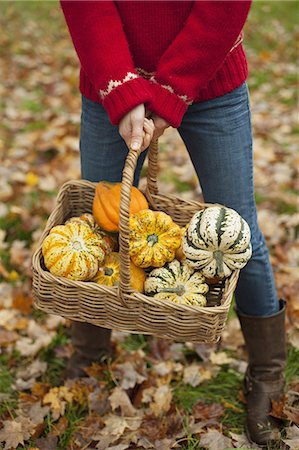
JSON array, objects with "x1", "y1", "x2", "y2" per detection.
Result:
[
  {"x1": 147, "y1": 1, "x2": 252, "y2": 127},
  {"x1": 60, "y1": 1, "x2": 152, "y2": 125}
]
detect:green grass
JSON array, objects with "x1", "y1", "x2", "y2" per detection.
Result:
[
  {"x1": 120, "y1": 333, "x2": 150, "y2": 353},
  {"x1": 57, "y1": 403, "x2": 88, "y2": 449},
  {"x1": 276, "y1": 201, "x2": 298, "y2": 215},
  {"x1": 285, "y1": 345, "x2": 299, "y2": 383},
  {"x1": 173, "y1": 366, "x2": 246, "y2": 434}
]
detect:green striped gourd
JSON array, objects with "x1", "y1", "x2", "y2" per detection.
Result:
[
  {"x1": 144, "y1": 259, "x2": 209, "y2": 307},
  {"x1": 182, "y1": 206, "x2": 252, "y2": 278}
]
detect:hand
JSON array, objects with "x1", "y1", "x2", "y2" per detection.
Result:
[
  {"x1": 150, "y1": 113, "x2": 170, "y2": 141},
  {"x1": 119, "y1": 104, "x2": 154, "y2": 152}
]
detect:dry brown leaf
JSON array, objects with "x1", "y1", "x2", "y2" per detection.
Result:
[
  {"x1": 199, "y1": 428, "x2": 233, "y2": 450},
  {"x1": 114, "y1": 361, "x2": 147, "y2": 390},
  {"x1": 230, "y1": 431, "x2": 260, "y2": 448},
  {"x1": 16, "y1": 331, "x2": 55, "y2": 356},
  {"x1": 282, "y1": 425, "x2": 299, "y2": 450},
  {"x1": 149, "y1": 385, "x2": 172, "y2": 417},
  {"x1": 35, "y1": 435, "x2": 58, "y2": 450},
  {"x1": 183, "y1": 364, "x2": 213, "y2": 387},
  {"x1": 50, "y1": 416, "x2": 69, "y2": 437},
  {"x1": 109, "y1": 386, "x2": 138, "y2": 417},
  {"x1": 192, "y1": 401, "x2": 224, "y2": 421},
  {"x1": 0, "y1": 327, "x2": 19, "y2": 345},
  {"x1": 0, "y1": 417, "x2": 34, "y2": 450}
]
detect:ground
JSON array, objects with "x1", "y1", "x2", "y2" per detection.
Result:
[{"x1": 0, "y1": 2, "x2": 298, "y2": 449}]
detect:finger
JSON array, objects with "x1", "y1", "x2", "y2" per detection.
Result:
[
  {"x1": 143, "y1": 119, "x2": 155, "y2": 138},
  {"x1": 142, "y1": 130, "x2": 152, "y2": 151}
]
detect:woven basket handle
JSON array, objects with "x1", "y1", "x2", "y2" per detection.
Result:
[{"x1": 118, "y1": 140, "x2": 159, "y2": 306}]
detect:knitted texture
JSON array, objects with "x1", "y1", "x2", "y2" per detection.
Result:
[{"x1": 61, "y1": 0, "x2": 252, "y2": 127}]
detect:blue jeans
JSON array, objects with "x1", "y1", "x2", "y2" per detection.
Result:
[{"x1": 80, "y1": 83, "x2": 279, "y2": 317}]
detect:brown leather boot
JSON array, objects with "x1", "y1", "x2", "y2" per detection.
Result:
[
  {"x1": 65, "y1": 321, "x2": 112, "y2": 379},
  {"x1": 237, "y1": 300, "x2": 286, "y2": 447}
]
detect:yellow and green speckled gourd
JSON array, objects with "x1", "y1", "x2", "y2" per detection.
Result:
[
  {"x1": 92, "y1": 252, "x2": 145, "y2": 292},
  {"x1": 182, "y1": 206, "x2": 252, "y2": 279},
  {"x1": 42, "y1": 222, "x2": 106, "y2": 281},
  {"x1": 129, "y1": 209, "x2": 181, "y2": 268},
  {"x1": 144, "y1": 259, "x2": 209, "y2": 307}
]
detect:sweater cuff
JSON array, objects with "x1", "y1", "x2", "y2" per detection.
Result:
[
  {"x1": 101, "y1": 77, "x2": 153, "y2": 125},
  {"x1": 147, "y1": 82, "x2": 189, "y2": 128}
]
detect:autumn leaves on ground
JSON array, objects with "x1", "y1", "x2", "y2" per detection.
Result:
[{"x1": 0, "y1": 2, "x2": 298, "y2": 450}]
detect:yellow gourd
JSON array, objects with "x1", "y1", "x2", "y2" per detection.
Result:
[
  {"x1": 92, "y1": 252, "x2": 145, "y2": 292},
  {"x1": 42, "y1": 222, "x2": 105, "y2": 281},
  {"x1": 129, "y1": 210, "x2": 181, "y2": 268}
]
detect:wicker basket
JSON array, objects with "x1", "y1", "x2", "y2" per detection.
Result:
[{"x1": 32, "y1": 140, "x2": 239, "y2": 343}]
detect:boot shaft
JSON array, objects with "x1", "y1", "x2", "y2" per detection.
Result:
[{"x1": 237, "y1": 300, "x2": 286, "y2": 381}]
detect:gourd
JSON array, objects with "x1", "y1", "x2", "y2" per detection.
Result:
[
  {"x1": 175, "y1": 225, "x2": 188, "y2": 261},
  {"x1": 182, "y1": 206, "x2": 252, "y2": 278},
  {"x1": 92, "y1": 252, "x2": 145, "y2": 292},
  {"x1": 144, "y1": 259, "x2": 209, "y2": 307},
  {"x1": 129, "y1": 210, "x2": 181, "y2": 268},
  {"x1": 42, "y1": 222, "x2": 105, "y2": 281},
  {"x1": 66, "y1": 213, "x2": 118, "y2": 252},
  {"x1": 93, "y1": 182, "x2": 148, "y2": 232}
]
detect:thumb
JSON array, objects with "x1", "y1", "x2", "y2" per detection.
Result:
[{"x1": 130, "y1": 123, "x2": 143, "y2": 150}]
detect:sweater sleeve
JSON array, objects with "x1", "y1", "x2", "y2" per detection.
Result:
[
  {"x1": 60, "y1": 1, "x2": 152, "y2": 125},
  {"x1": 147, "y1": 1, "x2": 252, "y2": 128}
]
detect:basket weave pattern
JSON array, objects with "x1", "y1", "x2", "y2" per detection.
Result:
[{"x1": 32, "y1": 141, "x2": 239, "y2": 343}]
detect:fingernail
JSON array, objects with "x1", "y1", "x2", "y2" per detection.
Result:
[{"x1": 131, "y1": 141, "x2": 140, "y2": 150}]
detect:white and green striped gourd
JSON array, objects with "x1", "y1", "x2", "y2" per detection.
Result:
[
  {"x1": 182, "y1": 206, "x2": 252, "y2": 279},
  {"x1": 144, "y1": 259, "x2": 209, "y2": 307}
]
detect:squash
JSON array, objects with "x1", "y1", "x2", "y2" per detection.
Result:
[
  {"x1": 175, "y1": 225, "x2": 188, "y2": 261},
  {"x1": 66, "y1": 213, "x2": 118, "y2": 252},
  {"x1": 93, "y1": 182, "x2": 148, "y2": 232},
  {"x1": 92, "y1": 252, "x2": 145, "y2": 292},
  {"x1": 129, "y1": 210, "x2": 181, "y2": 268},
  {"x1": 66, "y1": 213, "x2": 96, "y2": 229},
  {"x1": 182, "y1": 206, "x2": 252, "y2": 279},
  {"x1": 42, "y1": 222, "x2": 105, "y2": 280},
  {"x1": 144, "y1": 259, "x2": 209, "y2": 307}
]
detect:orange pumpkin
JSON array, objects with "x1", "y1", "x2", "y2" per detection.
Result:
[{"x1": 93, "y1": 182, "x2": 148, "y2": 232}]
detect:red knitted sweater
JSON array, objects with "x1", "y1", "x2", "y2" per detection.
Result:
[{"x1": 61, "y1": 1, "x2": 252, "y2": 127}]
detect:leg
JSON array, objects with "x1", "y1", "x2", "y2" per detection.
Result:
[
  {"x1": 67, "y1": 96, "x2": 147, "y2": 378},
  {"x1": 178, "y1": 83, "x2": 279, "y2": 317},
  {"x1": 178, "y1": 83, "x2": 286, "y2": 445}
]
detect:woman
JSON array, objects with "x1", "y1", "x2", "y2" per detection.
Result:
[{"x1": 60, "y1": 1, "x2": 286, "y2": 446}]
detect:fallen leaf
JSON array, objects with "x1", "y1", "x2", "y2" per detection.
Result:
[
  {"x1": 114, "y1": 361, "x2": 147, "y2": 390},
  {"x1": 16, "y1": 332, "x2": 55, "y2": 356},
  {"x1": 183, "y1": 364, "x2": 213, "y2": 387},
  {"x1": 230, "y1": 431, "x2": 261, "y2": 448},
  {"x1": 35, "y1": 435, "x2": 58, "y2": 450},
  {"x1": 209, "y1": 351, "x2": 233, "y2": 366},
  {"x1": 109, "y1": 386, "x2": 137, "y2": 417},
  {"x1": 43, "y1": 386, "x2": 73, "y2": 420},
  {"x1": 17, "y1": 359, "x2": 47, "y2": 381},
  {"x1": 282, "y1": 425, "x2": 299, "y2": 450},
  {"x1": 150, "y1": 385, "x2": 172, "y2": 416},
  {"x1": 50, "y1": 416, "x2": 69, "y2": 437},
  {"x1": 199, "y1": 428, "x2": 233, "y2": 450},
  {"x1": 0, "y1": 327, "x2": 19, "y2": 345},
  {"x1": 192, "y1": 401, "x2": 224, "y2": 420},
  {"x1": 0, "y1": 417, "x2": 34, "y2": 450}
]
